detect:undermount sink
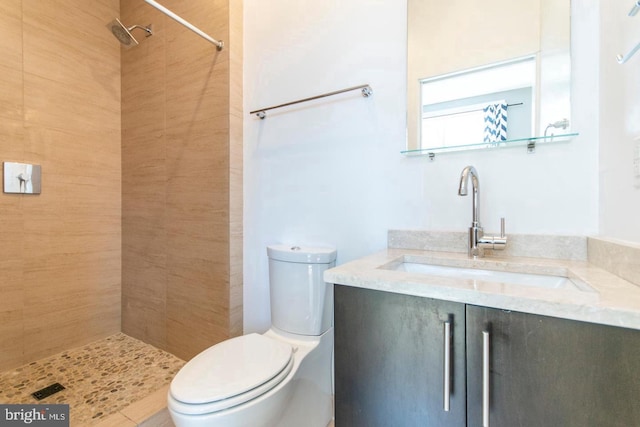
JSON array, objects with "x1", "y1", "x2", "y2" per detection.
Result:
[{"x1": 381, "y1": 258, "x2": 595, "y2": 292}]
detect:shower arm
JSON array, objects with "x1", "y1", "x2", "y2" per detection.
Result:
[
  {"x1": 128, "y1": 24, "x2": 153, "y2": 37},
  {"x1": 144, "y1": 0, "x2": 224, "y2": 50}
]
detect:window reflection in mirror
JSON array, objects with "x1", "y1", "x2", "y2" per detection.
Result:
[
  {"x1": 420, "y1": 57, "x2": 535, "y2": 150},
  {"x1": 407, "y1": 0, "x2": 571, "y2": 154}
]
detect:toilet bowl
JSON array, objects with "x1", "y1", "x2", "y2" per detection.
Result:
[{"x1": 168, "y1": 245, "x2": 336, "y2": 427}]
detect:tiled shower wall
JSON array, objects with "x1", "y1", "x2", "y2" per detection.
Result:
[
  {"x1": 121, "y1": 0, "x2": 243, "y2": 361},
  {"x1": 0, "y1": 0, "x2": 122, "y2": 372},
  {"x1": 0, "y1": 0, "x2": 242, "y2": 372}
]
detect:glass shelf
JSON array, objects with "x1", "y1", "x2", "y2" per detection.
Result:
[{"x1": 401, "y1": 132, "x2": 579, "y2": 158}]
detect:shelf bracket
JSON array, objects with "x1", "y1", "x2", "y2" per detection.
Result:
[{"x1": 527, "y1": 141, "x2": 536, "y2": 153}]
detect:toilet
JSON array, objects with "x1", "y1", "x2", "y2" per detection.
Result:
[{"x1": 168, "y1": 244, "x2": 337, "y2": 427}]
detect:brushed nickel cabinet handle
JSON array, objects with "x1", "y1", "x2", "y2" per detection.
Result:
[
  {"x1": 443, "y1": 320, "x2": 451, "y2": 412},
  {"x1": 482, "y1": 330, "x2": 490, "y2": 427}
]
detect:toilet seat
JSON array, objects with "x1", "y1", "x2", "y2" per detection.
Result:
[{"x1": 169, "y1": 333, "x2": 294, "y2": 415}]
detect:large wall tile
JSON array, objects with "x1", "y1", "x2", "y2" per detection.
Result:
[
  {"x1": 0, "y1": 66, "x2": 24, "y2": 122},
  {"x1": 122, "y1": 0, "x2": 242, "y2": 359},
  {"x1": 0, "y1": 309, "x2": 24, "y2": 370},
  {"x1": 0, "y1": 0, "x2": 121, "y2": 372},
  {"x1": 122, "y1": 294, "x2": 166, "y2": 350}
]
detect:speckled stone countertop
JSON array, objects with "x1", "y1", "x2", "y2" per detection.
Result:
[{"x1": 325, "y1": 247, "x2": 640, "y2": 331}]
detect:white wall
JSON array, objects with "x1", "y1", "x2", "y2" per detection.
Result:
[
  {"x1": 244, "y1": 0, "x2": 600, "y2": 333},
  {"x1": 599, "y1": 2, "x2": 640, "y2": 244}
]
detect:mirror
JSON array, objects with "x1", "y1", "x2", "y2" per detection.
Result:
[{"x1": 406, "y1": 0, "x2": 572, "y2": 155}]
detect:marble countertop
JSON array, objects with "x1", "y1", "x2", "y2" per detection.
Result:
[{"x1": 324, "y1": 248, "x2": 640, "y2": 331}]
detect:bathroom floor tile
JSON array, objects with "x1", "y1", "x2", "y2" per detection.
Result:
[{"x1": 0, "y1": 332, "x2": 184, "y2": 425}]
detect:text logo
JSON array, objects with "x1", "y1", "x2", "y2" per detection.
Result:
[{"x1": 0, "y1": 405, "x2": 69, "y2": 426}]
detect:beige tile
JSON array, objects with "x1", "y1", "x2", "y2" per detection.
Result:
[
  {"x1": 229, "y1": 19, "x2": 243, "y2": 118},
  {"x1": 165, "y1": 115, "x2": 229, "y2": 159},
  {"x1": 164, "y1": 261, "x2": 220, "y2": 317},
  {"x1": 165, "y1": 58, "x2": 230, "y2": 126},
  {"x1": 0, "y1": 260, "x2": 23, "y2": 313},
  {"x1": 165, "y1": 223, "x2": 228, "y2": 268},
  {"x1": 0, "y1": 0, "x2": 121, "y2": 368},
  {"x1": 0, "y1": 64, "x2": 23, "y2": 121},
  {"x1": 23, "y1": 299, "x2": 120, "y2": 362},
  {"x1": 22, "y1": 21, "x2": 120, "y2": 104},
  {"x1": 21, "y1": 245, "x2": 121, "y2": 358},
  {"x1": 0, "y1": 245, "x2": 23, "y2": 369},
  {"x1": 0, "y1": 309, "x2": 24, "y2": 371},
  {"x1": 122, "y1": 179, "x2": 165, "y2": 221},
  {"x1": 168, "y1": 136, "x2": 229, "y2": 172},
  {"x1": 24, "y1": 126, "x2": 121, "y2": 177},
  {"x1": 120, "y1": 0, "x2": 241, "y2": 359},
  {"x1": 163, "y1": 0, "x2": 229, "y2": 57},
  {"x1": 121, "y1": 295, "x2": 166, "y2": 350},
  {"x1": 93, "y1": 412, "x2": 137, "y2": 427},
  {"x1": 228, "y1": 107, "x2": 243, "y2": 338},
  {"x1": 0, "y1": 333, "x2": 184, "y2": 425},
  {"x1": 166, "y1": 81, "x2": 230, "y2": 127},
  {"x1": 0, "y1": 194, "x2": 24, "y2": 317},
  {"x1": 122, "y1": 252, "x2": 166, "y2": 299},
  {"x1": 121, "y1": 254, "x2": 165, "y2": 317},
  {"x1": 138, "y1": 408, "x2": 175, "y2": 427},
  {"x1": 0, "y1": 0, "x2": 22, "y2": 70},
  {"x1": 166, "y1": 315, "x2": 229, "y2": 361},
  {"x1": 121, "y1": 385, "x2": 170, "y2": 424},
  {"x1": 23, "y1": 254, "x2": 120, "y2": 312},
  {"x1": 0, "y1": 118, "x2": 24, "y2": 161},
  {"x1": 24, "y1": 72, "x2": 119, "y2": 134},
  {"x1": 0, "y1": 0, "x2": 243, "y2": 378},
  {"x1": 122, "y1": 45, "x2": 165, "y2": 135},
  {"x1": 229, "y1": 0, "x2": 243, "y2": 59},
  {"x1": 22, "y1": 0, "x2": 120, "y2": 74}
]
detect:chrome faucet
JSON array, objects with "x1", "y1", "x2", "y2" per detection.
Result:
[{"x1": 458, "y1": 166, "x2": 507, "y2": 258}]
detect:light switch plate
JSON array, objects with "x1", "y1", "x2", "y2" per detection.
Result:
[{"x1": 3, "y1": 162, "x2": 42, "y2": 194}]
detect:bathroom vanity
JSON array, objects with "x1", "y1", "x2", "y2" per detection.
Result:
[{"x1": 327, "y1": 238, "x2": 640, "y2": 427}]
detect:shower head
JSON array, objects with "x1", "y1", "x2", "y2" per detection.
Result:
[{"x1": 107, "y1": 18, "x2": 153, "y2": 48}]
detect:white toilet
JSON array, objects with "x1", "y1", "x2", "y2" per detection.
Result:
[{"x1": 168, "y1": 244, "x2": 337, "y2": 427}]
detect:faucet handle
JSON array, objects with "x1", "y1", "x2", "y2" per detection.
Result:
[
  {"x1": 478, "y1": 217, "x2": 508, "y2": 251},
  {"x1": 493, "y1": 217, "x2": 508, "y2": 250}
]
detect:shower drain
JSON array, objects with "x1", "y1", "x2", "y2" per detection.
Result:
[{"x1": 32, "y1": 382, "x2": 66, "y2": 400}]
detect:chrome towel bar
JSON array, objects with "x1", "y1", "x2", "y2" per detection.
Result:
[{"x1": 250, "y1": 84, "x2": 373, "y2": 119}]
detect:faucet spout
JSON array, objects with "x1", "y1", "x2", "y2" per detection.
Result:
[
  {"x1": 458, "y1": 166, "x2": 480, "y2": 227},
  {"x1": 457, "y1": 165, "x2": 507, "y2": 258}
]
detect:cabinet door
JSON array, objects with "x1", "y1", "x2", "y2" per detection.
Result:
[
  {"x1": 334, "y1": 285, "x2": 466, "y2": 427},
  {"x1": 466, "y1": 305, "x2": 640, "y2": 427}
]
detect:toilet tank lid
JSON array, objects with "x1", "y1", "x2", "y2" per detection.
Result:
[{"x1": 267, "y1": 245, "x2": 337, "y2": 264}]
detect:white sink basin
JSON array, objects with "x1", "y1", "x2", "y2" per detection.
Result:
[{"x1": 384, "y1": 260, "x2": 594, "y2": 292}]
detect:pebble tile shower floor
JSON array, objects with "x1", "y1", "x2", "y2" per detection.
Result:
[{"x1": 0, "y1": 333, "x2": 185, "y2": 426}]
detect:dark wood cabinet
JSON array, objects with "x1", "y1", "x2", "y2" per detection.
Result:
[
  {"x1": 334, "y1": 285, "x2": 466, "y2": 427},
  {"x1": 466, "y1": 305, "x2": 640, "y2": 427},
  {"x1": 335, "y1": 285, "x2": 640, "y2": 427}
]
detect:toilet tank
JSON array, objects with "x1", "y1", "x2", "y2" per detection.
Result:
[{"x1": 267, "y1": 245, "x2": 337, "y2": 336}]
